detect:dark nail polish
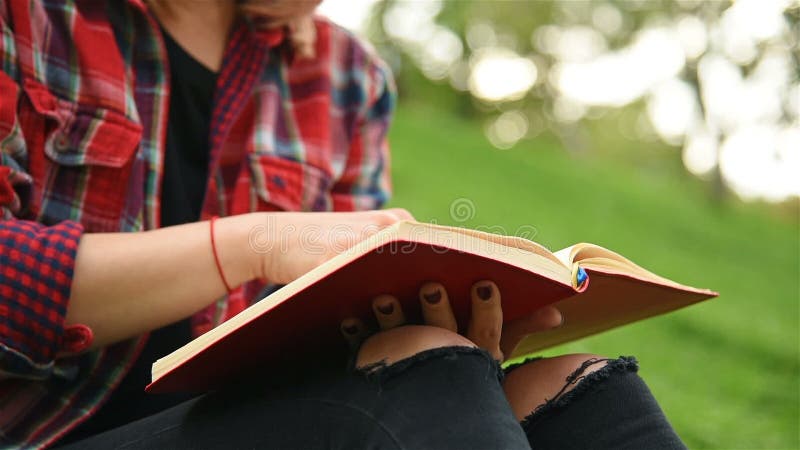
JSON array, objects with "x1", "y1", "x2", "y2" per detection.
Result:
[
  {"x1": 377, "y1": 302, "x2": 394, "y2": 315},
  {"x1": 423, "y1": 289, "x2": 442, "y2": 304},
  {"x1": 477, "y1": 285, "x2": 493, "y2": 301},
  {"x1": 343, "y1": 324, "x2": 359, "y2": 335}
]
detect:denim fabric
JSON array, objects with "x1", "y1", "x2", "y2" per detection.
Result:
[
  {"x1": 58, "y1": 350, "x2": 685, "y2": 450},
  {"x1": 519, "y1": 356, "x2": 687, "y2": 450},
  {"x1": 59, "y1": 347, "x2": 529, "y2": 450}
]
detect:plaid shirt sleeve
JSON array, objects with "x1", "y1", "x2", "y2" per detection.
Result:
[
  {"x1": 1, "y1": 108, "x2": 87, "y2": 380},
  {"x1": 0, "y1": 219, "x2": 84, "y2": 379},
  {"x1": 1, "y1": 12, "x2": 87, "y2": 378},
  {"x1": 331, "y1": 51, "x2": 396, "y2": 211}
]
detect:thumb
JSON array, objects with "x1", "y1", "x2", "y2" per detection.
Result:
[{"x1": 500, "y1": 306, "x2": 562, "y2": 359}]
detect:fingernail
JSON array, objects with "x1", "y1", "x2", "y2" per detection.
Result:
[
  {"x1": 342, "y1": 324, "x2": 359, "y2": 335},
  {"x1": 423, "y1": 289, "x2": 442, "y2": 304},
  {"x1": 377, "y1": 302, "x2": 394, "y2": 315},
  {"x1": 477, "y1": 285, "x2": 493, "y2": 301}
]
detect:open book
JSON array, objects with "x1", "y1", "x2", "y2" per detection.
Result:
[{"x1": 147, "y1": 221, "x2": 717, "y2": 393}]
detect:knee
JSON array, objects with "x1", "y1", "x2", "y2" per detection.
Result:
[
  {"x1": 356, "y1": 325, "x2": 476, "y2": 369},
  {"x1": 503, "y1": 353, "x2": 609, "y2": 421},
  {"x1": 512, "y1": 353, "x2": 610, "y2": 382}
]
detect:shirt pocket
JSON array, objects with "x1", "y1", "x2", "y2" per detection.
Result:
[
  {"x1": 21, "y1": 78, "x2": 143, "y2": 231},
  {"x1": 248, "y1": 153, "x2": 332, "y2": 212}
]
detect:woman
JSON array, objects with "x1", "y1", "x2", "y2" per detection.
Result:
[{"x1": 0, "y1": 0, "x2": 686, "y2": 448}]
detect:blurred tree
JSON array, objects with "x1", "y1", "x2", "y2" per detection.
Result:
[{"x1": 365, "y1": 0, "x2": 800, "y2": 204}]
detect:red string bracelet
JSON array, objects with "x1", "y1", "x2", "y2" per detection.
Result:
[{"x1": 210, "y1": 216, "x2": 233, "y2": 294}]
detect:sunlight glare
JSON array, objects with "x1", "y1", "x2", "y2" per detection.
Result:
[
  {"x1": 647, "y1": 79, "x2": 699, "y2": 144},
  {"x1": 682, "y1": 127, "x2": 718, "y2": 176},
  {"x1": 719, "y1": 125, "x2": 800, "y2": 201},
  {"x1": 318, "y1": 0, "x2": 379, "y2": 33},
  {"x1": 469, "y1": 48, "x2": 537, "y2": 102}
]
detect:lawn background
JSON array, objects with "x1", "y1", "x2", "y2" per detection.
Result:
[{"x1": 386, "y1": 101, "x2": 800, "y2": 450}]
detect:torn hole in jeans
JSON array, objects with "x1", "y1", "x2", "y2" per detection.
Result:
[
  {"x1": 353, "y1": 346, "x2": 505, "y2": 385},
  {"x1": 519, "y1": 355, "x2": 639, "y2": 429}
]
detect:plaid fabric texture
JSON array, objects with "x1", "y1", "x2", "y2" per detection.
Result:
[{"x1": 0, "y1": 0, "x2": 395, "y2": 447}]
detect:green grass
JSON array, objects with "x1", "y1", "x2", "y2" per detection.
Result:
[{"x1": 386, "y1": 101, "x2": 800, "y2": 450}]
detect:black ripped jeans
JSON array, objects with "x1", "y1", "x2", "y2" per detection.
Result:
[{"x1": 59, "y1": 348, "x2": 686, "y2": 450}]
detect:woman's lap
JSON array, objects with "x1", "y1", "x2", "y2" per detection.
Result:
[
  {"x1": 59, "y1": 347, "x2": 527, "y2": 449},
  {"x1": 58, "y1": 349, "x2": 684, "y2": 450}
]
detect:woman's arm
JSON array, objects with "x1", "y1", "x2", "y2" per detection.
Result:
[
  {"x1": 66, "y1": 209, "x2": 413, "y2": 350},
  {"x1": 66, "y1": 215, "x2": 256, "y2": 349}
]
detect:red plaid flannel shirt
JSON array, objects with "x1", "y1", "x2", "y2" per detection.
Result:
[{"x1": 0, "y1": 0, "x2": 395, "y2": 447}]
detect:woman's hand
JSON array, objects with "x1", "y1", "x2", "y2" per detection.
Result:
[
  {"x1": 342, "y1": 281, "x2": 563, "y2": 362},
  {"x1": 243, "y1": 209, "x2": 414, "y2": 285},
  {"x1": 239, "y1": 0, "x2": 321, "y2": 59}
]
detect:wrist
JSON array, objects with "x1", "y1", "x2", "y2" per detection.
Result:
[{"x1": 211, "y1": 214, "x2": 263, "y2": 287}]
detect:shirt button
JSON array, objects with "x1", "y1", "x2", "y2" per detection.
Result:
[
  {"x1": 61, "y1": 324, "x2": 94, "y2": 353},
  {"x1": 54, "y1": 134, "x2": 70, "y2": 151}
]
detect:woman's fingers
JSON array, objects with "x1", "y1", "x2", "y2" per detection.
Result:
[
  {"x1": 467, "y1": 281, "x2": 504, "y2": 361},
  {"x1": 239, "y1": 0, "x2": 321, "y2": 22},
  {"x1": 348, "y1": 281, "x2": 562, "y2": 363},
  {"x1": 287, "y1": 16, "x2": 316, "y2": 59},
  {"x1": 500, "y1": 306, "x2": 562, "y2": 358},
  {"x1": 340, "y1": 317, "x2": 368, "y2": 352},
  {"x1": 419, "y1": 282, "x2": 458, "y2": 332},
  {"x1": 372, "y1": 294, "x2": 406, "y2": 330}
]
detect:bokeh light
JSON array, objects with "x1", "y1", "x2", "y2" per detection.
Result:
[
  {"x1": 468, "y1": 48, "x2": 538, "y2": 102},
  {"x1": 485, "y1": 110, "x2": 529, "y2": 149}
]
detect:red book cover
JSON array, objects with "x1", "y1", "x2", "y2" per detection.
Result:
[{"x1": 147, "y1": 239, "x2": 575, "y2": 394}]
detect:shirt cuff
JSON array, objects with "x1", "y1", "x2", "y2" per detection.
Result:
[{"x1": 0, "y1": 219, "x2": 86, "y2": 379}]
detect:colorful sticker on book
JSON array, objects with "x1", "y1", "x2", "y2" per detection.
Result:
[
  {"x1": 576, "y1": 267, "x2": 588, "y2": 287},
  {"x1": 572, "y1": 265, "x2": 589, "y2": 291}
]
